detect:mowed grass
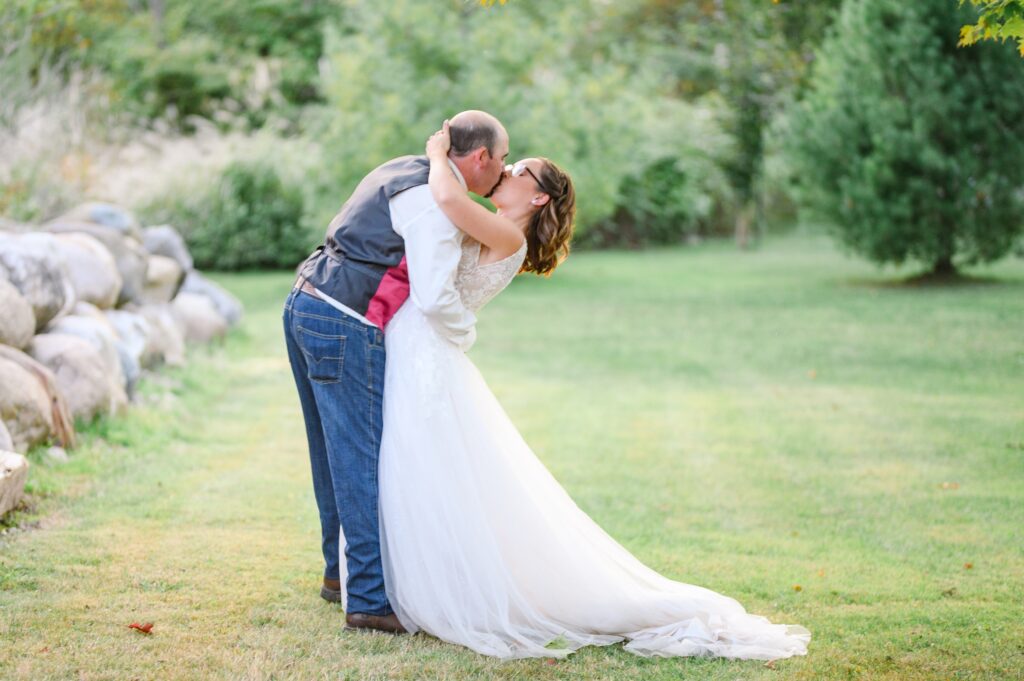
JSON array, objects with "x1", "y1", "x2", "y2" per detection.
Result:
[{"x1": 1, "y1": 234, "x2": 1022, "y2": 680}]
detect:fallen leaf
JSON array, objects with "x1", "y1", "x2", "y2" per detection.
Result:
[
  {"x1": 545, "y1": 659, "x2": 557, "y2": 665},
  {"x1": 817, "y1": 569, "x2": 826, "y2": 578},
  {"x1": 128, "y1": 622, "x2": 154, "y2": 634},
  {"x1": 764, "y1": 659, "x2": 777, "y2": 669},
  {"x1": 963, "y1": 562, "x2": 973, "y2": 570},
  {"x1": 939, "y1": 482, "x2": 960, "y2": 490},
  {"x1": 793, "y1": 585, "x2": 802, "y2": 592}
]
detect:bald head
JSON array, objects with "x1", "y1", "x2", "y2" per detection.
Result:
[{"x1": 449, "y1": 110, "x2": 507, "y2": 158}]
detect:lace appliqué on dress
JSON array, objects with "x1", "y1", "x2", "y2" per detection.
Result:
[{"x1": 455, "y1": 238, "x2": 527, "y2": 313}]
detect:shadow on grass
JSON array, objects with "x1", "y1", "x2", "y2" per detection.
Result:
[{"x1": 839, "y1": 270, "x2": 1018, "y2": 290}]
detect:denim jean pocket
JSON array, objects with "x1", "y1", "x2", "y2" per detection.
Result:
[{"x1": 297, "y1": 325, "x2": 346, "y2": 384}]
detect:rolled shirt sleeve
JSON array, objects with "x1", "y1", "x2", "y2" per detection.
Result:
[{"x1": 390, "y1": 185, "x2": 477, "y2": 351}]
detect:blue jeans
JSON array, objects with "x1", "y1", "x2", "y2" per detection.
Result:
[{"x1": 282, "y1": 288, "x2": 391, "y2": 616}]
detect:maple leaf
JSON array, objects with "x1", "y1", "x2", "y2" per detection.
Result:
[{"x1": 128, "y1": 622, "x2": 154, "y2": 634}]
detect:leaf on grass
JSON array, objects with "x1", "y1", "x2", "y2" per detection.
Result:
[
  {"x1": 128, "y1": 622, "x2": 154, "y2": 634},
  {"x1": 963, "y1": 562, "x2": 973, "y2": 570},
  {"x1": 793, "y1": 584, "x2": 802, "y2": 592},
  {"x1": 939, "y1": 481, "x2": 960, "y2": 490}
]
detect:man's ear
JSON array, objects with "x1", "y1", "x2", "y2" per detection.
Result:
[{"x1": 471, "y1": 147, "x2": 489, "y2": 167}]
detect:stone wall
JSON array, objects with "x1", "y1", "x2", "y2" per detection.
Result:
[{"x1": 0, "y1": 202, "x2": 244, "y2": 519}]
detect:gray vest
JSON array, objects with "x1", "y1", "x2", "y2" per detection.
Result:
[{"x1": 298, "y1": 155, "x2": 430, "y2": 323}]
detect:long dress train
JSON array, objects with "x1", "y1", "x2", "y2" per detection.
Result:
[{"x1": 361, "y1": 238, "x2": 810, "y2": 660}]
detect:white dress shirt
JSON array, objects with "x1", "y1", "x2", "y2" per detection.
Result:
[
  {"x1": 390, "y1": 162, "x2": 476, "y2": 351},
  {"x1": 314, "y1": 159, "x2": 476, "y2": 351}
]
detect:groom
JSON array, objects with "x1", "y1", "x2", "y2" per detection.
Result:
[{"x1": 283, "y1": 111, "x2": 509, "y2": 634}]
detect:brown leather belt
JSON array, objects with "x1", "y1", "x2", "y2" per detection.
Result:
[{"x1": 297, "y1": 277, "x2": 319, "y2": 297}]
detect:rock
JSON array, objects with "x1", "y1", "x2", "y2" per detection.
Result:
[
  {"x1": 137, "y1": 304, "x2": 186, "y2": 367},
  {"x1": 44, "y1": 220, "x2": 148, "y2": 307},
  {"x1": 52, "y1": 232, "x2": 123, "y2": 309},
  {"x1": 59, "y1": 202, "x2": 141, "y2": 240},
  {"x1": 46, "y1": 311, "x2": 130, "y2": 398},
  {"x1": 29, "y1": 333, "x2": 128, "y2": 422},
  {"x1": 181, "y1": 271, "x2": 243, "y2": 327},
  {"x1": 44, "y1": 446, "x2": 69, "y2": 464},
  {"x1": 171, "y1": 292, "x2": 228, "y2": 344},
  {"x1": 0, "y1": 346, "x2": 76, "y2": 451},
  {"x1": 0, "y1": 420, "x2": 13, "y2": 451},
  {"x1": 0, "y1": 451, "x2": 30, "y2": 517},
  {"x1": 0, "y1": 354, "x2": 55, "y2": 452},
  {"x1": 67, "y1": 302, "x2": 141, "y2": 396},
  {"x1": 71, "y1": 300, "x2": 111, "y2": 325},
  {"x1": 0, "y1": 277, "x2": 35, "y2": 350},
  {"x1": 105, "y1": 309, "x2": 154, "y2": 369},
  {"x1": 142, "y1": 254, "x2": 185, "y2": 304},
  {"x1": 142, "y1": 225, "x2": 193, "y2": 272},
  {"x1": 0, "y1": 232, "x2": 76, "y2": 331}
]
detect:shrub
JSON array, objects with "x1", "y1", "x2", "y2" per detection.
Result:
[{"x1": 142, "y1": 161, "x2": 317, "y2": 270}]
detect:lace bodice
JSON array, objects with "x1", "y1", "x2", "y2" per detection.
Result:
[{"x1": 455, "y1": 237, "x2": 527, "y2": 312}]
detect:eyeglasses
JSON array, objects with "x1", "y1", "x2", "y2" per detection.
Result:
[{"x1": 505, "y1": 161, "x2": 558, "y2": 197}]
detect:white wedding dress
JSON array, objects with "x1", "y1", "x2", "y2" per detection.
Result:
[{"x1": 362, "y1": 237, "x2": 811, "y2": 660}]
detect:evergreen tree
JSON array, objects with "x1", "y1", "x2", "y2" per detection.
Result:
[{"x1": 790, "y1": 0, "x2": 1024, "y2": 274}]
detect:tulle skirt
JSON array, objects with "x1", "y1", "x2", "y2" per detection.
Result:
[{"x1": 357, "y1": 303, "x2": 810, "y2": 660}]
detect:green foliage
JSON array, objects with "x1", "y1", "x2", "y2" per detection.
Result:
[
  {"x1": 141, "y1": 161, "x2": 316, "y2": 270},
  {"x1": 2, "y1": 0, "x2": 340, "y2": 128},
  {"x1": 959, "y1": 0, "x2": 1024, "y2": 55},
  {"x1": 789, "y1": 0, "x2": 1024, "y2": 273},
  {"x1": 307, "y1": 1, "x2": 734, "y2": 243}
]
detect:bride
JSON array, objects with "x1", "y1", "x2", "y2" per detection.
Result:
[{"x1": 366, "y1": 122, "x2": 810, "y2": 660}]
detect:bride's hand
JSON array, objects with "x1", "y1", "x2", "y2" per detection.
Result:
[{"x1": 426, "y1": 120, "x2": 451, "y2": 160}]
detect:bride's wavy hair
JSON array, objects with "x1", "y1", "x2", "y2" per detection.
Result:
[{"x1": 521, "y1": 158, "x2": 575, "y2": 276}]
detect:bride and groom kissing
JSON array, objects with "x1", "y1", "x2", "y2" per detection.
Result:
[{"x1": 283, "y1": 110, "x2": 810, "y2": 660}]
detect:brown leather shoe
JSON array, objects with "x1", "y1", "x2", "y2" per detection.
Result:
[
  {"x1": 321, "y1": 578, "x2": 342, "y2": 604},
  {"x1": 344, "y1": 612, "x2": 407, "y2": 634}
]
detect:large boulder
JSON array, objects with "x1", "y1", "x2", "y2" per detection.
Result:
[
  {"x1": 142, "y1": 225, "x2": 193, "y2": 272},
  {"x1": 180, "y1": 271, "x2": 243, "y2": 327},
  {"x1": 58, "y1": 202, "x2": 141, "y2": 240},
  {"x1": 142, "y1": 254, "x2": 185, "y2": 304},
  {"x1": 52, "y1": 232, "x2": 123, "y2": 309},
  {"x1": 0, "y1": 232, "x2": 76, "y2": 331},
  {"x1": 171, "y1": 292, "x2": 228, "y2": 344},
  {"x1": 0, "y1": 452, "x2": 30, "y2": 517},
  {"x1": 136, "y1": 304, "x2": 186, "y2": 367},
  {"x1": 29, "y1": 333, "x2": 128, "y2": 422},
  {"x1": 0, "y1": 277, "x2": 35, "y2": 350},
  {"x1": 0, "y1": 353, "x2": 55, "y2": 452},
  {"x1": 46, "y1": 311, "x2": 127, "y2": 392},
  {"x1": 44, "y1": 220, "x2": 148, "y2": 307},
  {"x1": 70, "y1": 302, "x2": 141, "y2": 395},
  {"x1": 0, "y1": 346, "x2": 76, "y2": 451},
  {"x1": 104, "y1": 308, "x2": 148, "y2": 391}
]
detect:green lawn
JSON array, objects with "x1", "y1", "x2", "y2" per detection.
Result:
[{"x1": 2, "y1": 235, "x2": 1022, "y2": 680}]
